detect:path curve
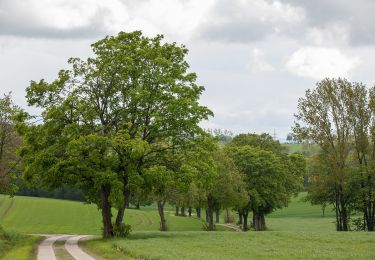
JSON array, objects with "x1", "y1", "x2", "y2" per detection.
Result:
[
  {"x1": 37, "y1": 235, "x2": 71, "y2": 260},
  {"x1": 65, "y1": 235, "x2": 96, "y2": 260},
  {"x1": 216, "y1": 223, "x2": 243, "y2": 232},
  {"x1": 37, "y1": 234, "x2": 96, "y2": 260}
]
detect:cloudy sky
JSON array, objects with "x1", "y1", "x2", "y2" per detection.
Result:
[{"x1": 1, "y1": 0, "x2": 374, "y2": 140}]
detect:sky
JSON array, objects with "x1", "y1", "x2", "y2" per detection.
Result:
[{"x1": 1, "y1": 0, "x2": 375, "y2": 141}]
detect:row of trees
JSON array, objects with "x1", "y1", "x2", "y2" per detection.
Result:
[
  {"x1": 294, "y1": 78, "x2": 375, "y2": 231},
  {"x1": 1, "y1": 31, "x2": 305, "y2": 238}
]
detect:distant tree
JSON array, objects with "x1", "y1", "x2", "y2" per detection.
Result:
[
  {"x1": 286, "y1": 133, "x2": 293, "y2": 143},
  {"x1": 226, "y1": 133, "x2": 304, "y2": 231},
  {"x1": 294, "y1": 78, "x2": 354, "y2": 231},
  {"x1": 0, "y1": 93, "x2": 21, "y2": 195}
]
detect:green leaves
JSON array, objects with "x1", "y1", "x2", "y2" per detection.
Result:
[{"x1": 226, "y1": 133, "x2": 304, "y2": 215}]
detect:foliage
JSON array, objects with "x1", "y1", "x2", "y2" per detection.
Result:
[
  {"x1": 0, "y1": 93, "x2": 21, "y2": 195},
  {"x1": 112, "y1": 223, "x2": 132, "y2": 238},
  {"x1": 226, "y1": 133, "x2": 305, "y2": 231},
  {"x1": 294, "y1": 78, "x2": 375, "y2": 231},
  {"x1": 18, "y1": 31, "x2": 212, "y2": 237}
]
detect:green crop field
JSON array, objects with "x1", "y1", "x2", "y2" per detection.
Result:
[
  {"x1": 0, "y1": 195, "x2": 209, "y2": 234},
  {"x1": 1, "y1": 193, "x2": 374, "y2": 259}
]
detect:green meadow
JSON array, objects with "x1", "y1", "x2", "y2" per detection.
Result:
[{"x1": 1, "y1": 193, "x2": 374, "y2": 259}]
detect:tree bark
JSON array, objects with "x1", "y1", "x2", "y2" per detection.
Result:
[
  {"x1": 115, "y1": 186, "x2": 130, "y2": 227},
  {"x1": 253, "y1": 211, "x2": 266, "y2": 231},
  {"x1": 188, "y1": 207, "x2": 192, "y2": 217},
  {"x1": 238, "y1": 210, "x2": 243, "y2": 225},
  {"x1": 207, "y1": 195, "x2": 215, "y2": 231},
  {"x1": 243, "y1": 210, "x2": 249, "y2": 231},
  {"x1": 215, "y1": 208, "x2": 220, "y2": 223},
  {"x1": 157, "y1": 200, "x2": 167, "y2": 231},
  {"x1": 181, "y1": 206, "x2": 186, "y2": 216},
  {"x1": 101, "y1": 184, "x2": 113, "y2": 238},
  {"x1": 175, "y1": 206, "x2": 179, "y2": 216},
  {"x1": 196, "y1": 207, "x2": 201, "y2": 218}
]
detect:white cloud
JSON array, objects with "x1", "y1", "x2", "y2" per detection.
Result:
[
  {"x1": 0, "y1": 0, "x2": 214, "y2": 41},
  {"x1": 251, "y1": 48, "x2": 275, "y2": 72},
  {"x1": 286, "y1": 47, "x2": 361, "y2": 80},
  {"x1": 6, "y1": 0, "x2": 129, "y2": 31}
]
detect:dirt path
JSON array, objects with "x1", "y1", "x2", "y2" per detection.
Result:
[
  {"x1": 65, "y1": 235, "x2": 96, "y2": 260},
  {"x1": 216, "y1": 223, "x2": 243, "y2": 232},
  {"x1": 36, "y1": 234, "x2": 97, "y2": 260}
]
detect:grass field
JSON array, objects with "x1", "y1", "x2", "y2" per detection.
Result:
[
  {"x1": 0, "y1": 228, "x2": 41, "y2": 260},
  {"x1": 1, "y1": 193, "x2": 374, "y2": 259},
  {"x1": 84, "y1": 231, "x2": 375, "y2": 260},
  {"x1": 0, "y1": 195, "x2": 210, "y2": 234}
]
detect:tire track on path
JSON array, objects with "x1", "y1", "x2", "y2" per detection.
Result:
[{"x1": 37, "y1": 234, "x2": 97, "y2": 260}]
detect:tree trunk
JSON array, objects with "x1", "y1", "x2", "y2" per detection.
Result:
[
  {"x1": 188, "y1": 207, "x2": 192, "y2": 217},
  {"x1": 205, "y1": 208, "x2": 209, "y2": 222},
  {"x1": 253, "y1": 211, "x2": 266, "y2": 231},
  {"x1": 243, "y1": 211, "x2": 249, "y2": 231},
  {"x1": 196, "y1": 207, "x2": 201, "y2": 218},
  {"x1": 238, "y1": 210, "x2": 243, "y2": 225},
  {"x1": 215, "y1": 208, "x2": 220, "y2": 223},
  {"x1": 175, "y1": 206, "x2": 179, "y2": 216},
  {"x1": 115, "y1": 186, "x2": 130, "y2": 227},
  {"x1": 335, "y1": 191, "x2": 349, "y2": 231},
  {"x1": 136, "y1": 202, "x2": 140, "y2": 209},
  {"x1": 181, "y1": 206, "x2": 186, "y2": 216},
  {"x1": 157, "y1": 200, "x2": 167, "y2": 231},
  {"x1": 101, "y1": 184, "x2": 113, "y2": 238},
  {"x1": 207, "y1": 195, "x2": 215, "y2": 231}
]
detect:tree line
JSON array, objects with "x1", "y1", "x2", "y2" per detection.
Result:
[{"x1": 0, "y1": 31, "x2": 305, "y2": 238}]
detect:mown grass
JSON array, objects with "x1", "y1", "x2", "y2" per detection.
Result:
[
  {"x1": 81, "y1": 193, "x2": 374, "y2": 259},
  {"x1": 2, "y1": 192, "x2": 372, "y2": 259},
  {"x1": 0, "y1": 195, "x2": 207, "y2": 234},
  {"x1": 84, "y1": 231, "x2": 375, "y2": 260}
]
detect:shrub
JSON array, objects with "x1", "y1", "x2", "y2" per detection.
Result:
[
  {"x1": 224, "y1": 210, "x2": 235, "y2": 223},
  {"x1": 113, "y1": 223, "x2": 132, "y2": 238},
  {"x1": 351, "y1": 218, "x2": 366, "y2": 231}
]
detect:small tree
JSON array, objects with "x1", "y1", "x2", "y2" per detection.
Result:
[
  {"x1": 226, "y1": 133, "x2": 304, "y2": 231},
  {"x1": 0, "y1": 93, "x2": 21, "y2": 195}
]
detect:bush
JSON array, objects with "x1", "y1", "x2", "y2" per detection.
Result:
[
  {"x1": 113, "y1": 223, "x2": 132, "y2": 238},
  {"x1": 224, "y1": 210, "x2": 235, "y2": 223},
  {"x1": 351, "y1": 218, "x2": 366, "y2": 231}
]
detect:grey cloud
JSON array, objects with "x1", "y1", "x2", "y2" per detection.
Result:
[
  {"x1": 198, "y1": 0, "x2": 375, "y2": 46},
  {"x1": 198, "y1": 0, "x2": 306, "y2": 43},
  {"x1": 284, "y1": 0, "x2": 375, "y2": 45}
]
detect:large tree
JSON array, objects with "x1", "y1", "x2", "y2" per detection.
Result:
[
  {"x1": 296, "y1": 78, "x2": 375, "y2": 231},
  {"x1": 19, "y1": 31, "x2": 212, "y2": 238},
  {"x1": 293, "y1": 79, "x2": 372, "y2": 231}
]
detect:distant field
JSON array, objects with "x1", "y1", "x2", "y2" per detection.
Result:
[
  {"x1": 0, "y1": 195, "x2": 209, "y2": 234},
  {"x1": 0, "y1": 193, "x2": 335, "y2": 234},
  {"x1": 282, "y1": 143, "x2": 320, "y2": 156}
]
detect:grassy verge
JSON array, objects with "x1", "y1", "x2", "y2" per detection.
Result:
[
  {"x1": 0, "y1": 227, "x2": 42, "y2": 260},
  {"x1": 83, "y1": 231, "x2": 375, "y2": 260}
]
